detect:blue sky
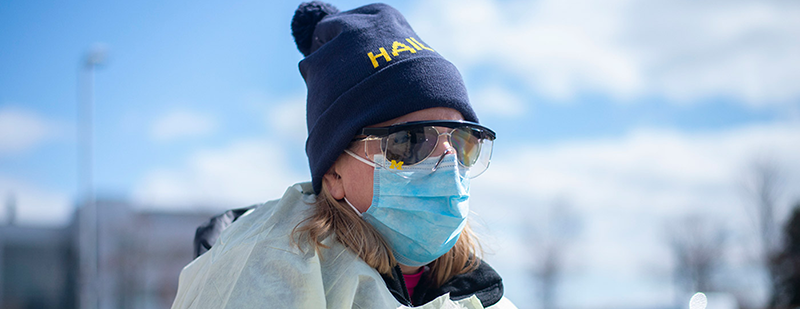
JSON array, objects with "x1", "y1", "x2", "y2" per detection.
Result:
[{"x1": 2, "y1": 0, "x2": 800, "y2": 308}]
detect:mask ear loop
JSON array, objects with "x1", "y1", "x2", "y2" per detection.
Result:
[
  {"x1": 343, "y1": 197, "x2": 363, "y2": 217},
  {"x1": 341, "y1": 150, "x2": 370, "y2": 217}
]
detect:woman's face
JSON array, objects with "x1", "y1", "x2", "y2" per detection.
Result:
[{"x1": 324, "y1": 107, "x2": 465, "y2": 213}]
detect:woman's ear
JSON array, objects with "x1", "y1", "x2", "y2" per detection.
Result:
[{"x1": 323, "y1": 168, "x2": 345, "y2": 200}]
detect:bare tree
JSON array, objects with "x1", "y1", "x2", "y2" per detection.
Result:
[
  {"x1": 666, "y1": 214, "x2": 727, "y2": 299},
  {"x1": 741, "y1": 158, "x2": 785, "y2": 307},
  {"x1": 743, "y1": 159, "x2": 783, "y2": 259},
  {"x1": 769, "y1": 202, "x2": 800, "y2": 308},
  {"x1": 526, "y1": 198, "x2": 581, "y2": 309}
]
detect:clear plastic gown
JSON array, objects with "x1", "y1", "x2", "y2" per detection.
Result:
[{"x1": 170, "y1": 182, "x2": 514, "y2": 309}]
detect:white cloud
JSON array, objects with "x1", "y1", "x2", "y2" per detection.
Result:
[
  {"x1": 132, "y1": 139, "x2": 305, "y2": 209},
  {"x1": 240, "y1": 91, "x2": 307, "y2": 142},
  {"x1": 485, "y1": 123, "x2": 800, "y2": 212},
  {"x1": 469, "y1": 121, "x2": 800, "y2": 307},
  {"x1": 266, "y1": 96, "x2": 307, "y2": 141},
  {"x1": 0, "y1": 106, "x2": 57, "y2": 155},
  {"x1": 0, "y1": 176, "x2": 72, "y2": 227},
  {"x1": 150, "y1": 110, "x2": 216, "y2": 142},
  {"x1": 470, "y1": 84, "x2": 526, "y2": 117},
  {"x1": 411, "y1": 0, "x2": 800, "y2": 105}
]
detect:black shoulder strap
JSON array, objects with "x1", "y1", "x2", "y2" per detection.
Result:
[{"x1": 193, "y1": 206, "x2": 256, "y2": 258}]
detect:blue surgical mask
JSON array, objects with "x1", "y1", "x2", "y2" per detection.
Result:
[{"x1": 344, "y1": 151, "x2": 470, "y2": 267}]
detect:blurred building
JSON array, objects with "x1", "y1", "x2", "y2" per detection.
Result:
[
  {"x1": 0, "y1": 224, "x2": 76, "y2": 309},
  {"x1": 1, "y1": 199, "x2": 216, "y2": 309}
]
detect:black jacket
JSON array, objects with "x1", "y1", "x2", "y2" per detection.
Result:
[{"x1": 194, "y1": 207, "x2": 504, "y2": 307}]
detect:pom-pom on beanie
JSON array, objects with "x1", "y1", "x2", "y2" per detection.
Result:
[{"x1": 292, "y1": 2, "x2": 478, "y2": 194}]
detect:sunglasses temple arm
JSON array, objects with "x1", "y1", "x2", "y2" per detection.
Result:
[{"x1": 344, "y1": 149, "x2": 377, "y2": 167}]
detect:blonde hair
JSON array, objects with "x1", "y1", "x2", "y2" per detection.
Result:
[{"x1": 292, "y1": 180, "x2": 482, "y2": 287}]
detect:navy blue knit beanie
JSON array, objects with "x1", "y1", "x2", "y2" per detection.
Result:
[{"x1": 292, "y1": 2, "x2": 478, "y2": 194}]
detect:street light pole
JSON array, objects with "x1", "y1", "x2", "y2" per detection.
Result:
[{"x1": 78, "y1": 45, "x2": 105, "y2": 309}]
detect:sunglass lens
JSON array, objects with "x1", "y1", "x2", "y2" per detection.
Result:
[
  {"x1": 451, "y1": 127, "x2": 481, "y2": 167},
  {"x1": 382, "y1": 126, "x2": 438, "y2": 165}
]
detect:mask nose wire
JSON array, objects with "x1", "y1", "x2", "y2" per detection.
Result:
[{"x1": 431, "y1": 131, "x2": 456, "y2": 173}]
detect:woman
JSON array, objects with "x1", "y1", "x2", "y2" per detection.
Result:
[{"x1": 171, "y1": 2, "x2": 516, "y2": 308}]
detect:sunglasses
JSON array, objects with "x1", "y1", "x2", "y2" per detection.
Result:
[{"x1": 351, "y1": 120, "x2": 496, "y2": 178}]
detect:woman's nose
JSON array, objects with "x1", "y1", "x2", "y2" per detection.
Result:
[{"x1": 429, "y1": 132, "x2": 455, "y2": 158}]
